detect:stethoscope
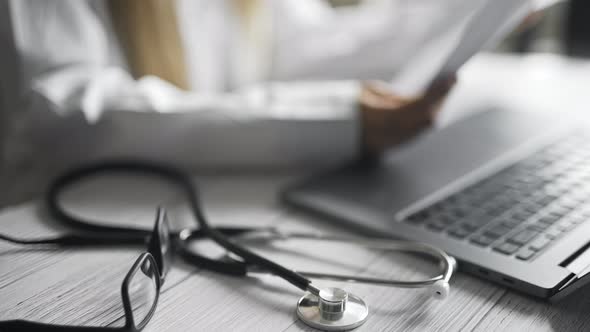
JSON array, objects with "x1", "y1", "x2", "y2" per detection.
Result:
[{"x1": 35, "y1": 161, "x2": 457, "y2": 331}]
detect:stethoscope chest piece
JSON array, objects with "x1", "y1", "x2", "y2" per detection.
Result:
[{"x1": 297, "y1": 288, "x2": 368, "y2": 331}]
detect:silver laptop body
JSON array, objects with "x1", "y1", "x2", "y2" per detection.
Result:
[{"x1": 284, "y1": 109, "x2": 590, "y2": 300}]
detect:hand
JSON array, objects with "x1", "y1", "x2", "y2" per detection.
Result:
[
  {"x1": 517, "y1": 10, "x2": 544, "y2": 32},
  {"x1": 359, "y1": 75, "x2": 456, "y2": 157}
]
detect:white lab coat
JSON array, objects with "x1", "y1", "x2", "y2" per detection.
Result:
[{"x1": 0, "y1": 0, "x2": 541, "y2": 205}]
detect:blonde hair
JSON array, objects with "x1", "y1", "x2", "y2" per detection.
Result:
[
  {"x1": 108, "y1": 0, "x2": 189, "y2": 89},
  {"x1": 108, "y1": 0, "x2": 264, "y2": 91}
]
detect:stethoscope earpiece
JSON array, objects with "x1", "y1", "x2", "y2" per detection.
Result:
[{"x1": 430, "y1": 280, "x2": 450, "y2": 300}]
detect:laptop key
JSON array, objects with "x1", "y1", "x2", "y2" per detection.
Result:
[
  {"x1": 531, "y1": 220, "x2": 552, "y2": 230},
  {"x1": 558, "y1": 199, "x2": 579, "y2": 210},
  {"x1": 484, "y1": 224, "x2": 513, "y2": 238},
  {"x1": 494, "y1": 242, "x2": 521, "y2": 255},
  {"x1": 457, "y1": 222, "x2": 480, "y2": 232},
  {"x1": 538, "y1": 214, "x2": 561, "y2": 226},
  {"x1": 535, "y1": 195, "x2": 557, "y2": 206},
  {"x1": 569, "y1": 215, "x2": 587, "y2": 224},
  {"x1": 500, "y1": 218, "x2": 521, "y2": 228},
  {"x1": 529, "y1": 236, "x2": 552, "y2": 251},
  {"x1": 484, "y1": 207, "x2": 505, "y2": 217},
  {"x1": 555, "y1": 219, "x2": 577, "y2": 232},
  {"x1": 511, "y1": 209, "x2": 535, "y2": 222},
  {"x1": 448, "y1": 227, "x2": 471, "y2": 239},
  {"x1": 549, "y1": 206, "x2": 571, "y2": 218},
  {"x1": 522, "y1": 202, "x2": 541, "y2": 214},
  {"x1": 406, "y1": 215, "x2": 423, "y2": 224},
  {"x1": 516, "y1": 248, "x2": 536, "y2": 260},
  {"x1": 545, "y1": 227, "x2": 563, "y2": 239},
  {"x1": 508, "y1": 228, "x2": 540, "y2": 245},
  {"x1": 439, "y1": 214, "x2": 457, "y2": 225},
  {"x1": 426, "y1": 221, "x2": 447, "y2": 232},
  {"x1": 463, "y1": 218, "x2": 490, "y2": 229},
  {"x1": 450, "y1": 207, "x2": 469, "y2": 219},
  {"x1": 470, "y1": 235, "x2": 496, "y2": 247}
]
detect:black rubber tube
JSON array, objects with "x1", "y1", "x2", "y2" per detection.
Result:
[{"x1": 46, "y1": 160, "x2": 311, "y2": 291}]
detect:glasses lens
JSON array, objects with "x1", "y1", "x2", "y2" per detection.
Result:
[{"x1": 128, "y1": 257, "x2": 158, "y2": 328}]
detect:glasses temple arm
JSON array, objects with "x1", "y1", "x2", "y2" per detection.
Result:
[
  {"x1": 0, "y1": 233, "x2": 146, "y2": 247},
  {"x1": 0, "y1": 320, "x2": 125, "y2": 331}
]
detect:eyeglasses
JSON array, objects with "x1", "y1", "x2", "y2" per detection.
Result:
[{"x1": 0, "y1": 207, "x2": 172, "y2": 331}]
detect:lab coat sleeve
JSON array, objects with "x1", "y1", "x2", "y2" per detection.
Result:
[
  {"x1": 7, "y1": 0, "x2": 361, "y2": 173},
  {"x1": 22, "y1": 67, "x2": 362, "y2": 171}
]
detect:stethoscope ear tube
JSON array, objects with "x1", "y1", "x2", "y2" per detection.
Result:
[
  {"x1": 47, "y1": 160, "x2": 314, "y2": 291},
  {"x1": 232, "y1": 230, "x2": 457, "y2": 290},
  {"x1": 177, "y1": 248, "x2": 250, "y2": 276},
  {"x1": 47, "y1": 161, "x2": 164, "y2": 236},
  {"x1": 176, "y1": 229, "x2": 250, "y2": 276}
]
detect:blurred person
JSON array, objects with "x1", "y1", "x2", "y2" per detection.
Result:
[{"x1": 1, "y1": 0, "x2": 480, "y2": 205}]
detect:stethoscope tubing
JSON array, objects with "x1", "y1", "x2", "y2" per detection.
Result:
[
  {"x1": 233, "y1": 230, "x2": 455, "y2": 287},
  {"x1": 46, "y1": 160, "x2": 455, "y2": 294},
  {"x1": 47, "y1": 160, "x2": 313, "y2": 291}
]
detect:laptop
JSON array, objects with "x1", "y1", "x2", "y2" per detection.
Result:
[{"x1": 283, "y1": 109, "x2": 590, "y2": 300}]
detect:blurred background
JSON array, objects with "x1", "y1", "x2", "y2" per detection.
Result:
[
  {"x1": 330, "y1": 0, "x2": 589, "y2": 57},
  {"x1": 499, "y1": 0, "x2": 590, "y2": 56},
  {"x1": 1, "y1": 0, "x2": 589, "y2": 207}
]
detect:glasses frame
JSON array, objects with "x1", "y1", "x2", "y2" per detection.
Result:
[
  {"x1": 121, "y1": 253, "x2": 161, "y2": 331},
  {"x1": 0, "y1": 207, "x2": 171, "y2": 332}
]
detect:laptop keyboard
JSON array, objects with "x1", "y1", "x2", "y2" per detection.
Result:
[{"x1": 403, "y1": 133, "x2": 590, "y2": 261}]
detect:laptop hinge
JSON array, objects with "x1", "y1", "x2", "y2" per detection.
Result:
[{"x1": 550, "y1": 240, "x2": 590, "y2": 301}]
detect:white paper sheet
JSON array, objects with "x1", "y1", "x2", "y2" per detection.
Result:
[{"x1": 390, "y1": 0, "x2": 562, "y2": 97}]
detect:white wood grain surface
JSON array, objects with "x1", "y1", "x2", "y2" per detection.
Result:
[{"x1": 1, "y1": 173, "x2": 590, "y2": 332}]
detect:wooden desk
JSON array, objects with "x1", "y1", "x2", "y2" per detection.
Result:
[{"x1": 3, "y1": 54, "x2": 590, "y2": 331}]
